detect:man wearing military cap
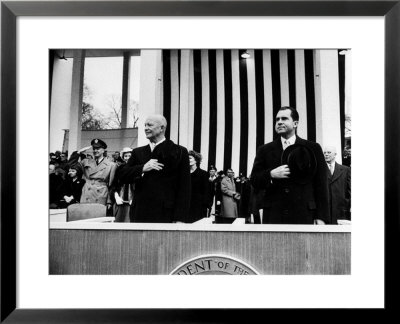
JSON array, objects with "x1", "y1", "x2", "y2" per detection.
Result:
[
  {"x1": 250, "y1": 106, "x2": 330, "y2": 224},
  {"x1": 68, "y1": 138, "x2": 117, "y2": 208}
]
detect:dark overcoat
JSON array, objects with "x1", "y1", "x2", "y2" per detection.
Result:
[
  {"x1": 187, "y1": 168, "x2": 209, "y2": 223},
  {"x1": 250, "y1": 137, "x2": 330, "y2": 224},
  {"x1": 327, "y1": 162, "x2": 351, "y2": 223},
  {"x1": 59, "y1": 177, "x2": 86, "y2": 206},
  {"x1": 118, "y1": 139, "x2": 191, "y2": 223}
]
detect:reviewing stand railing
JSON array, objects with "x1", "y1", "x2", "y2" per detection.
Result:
[{"x1": 49, "y1": 210, "x2": 351, "y2": 275}]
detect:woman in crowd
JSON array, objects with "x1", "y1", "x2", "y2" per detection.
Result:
[
  {"x1": 58, "y1": 164, "x2": 86, "y2": 208},
  {"x1": 110, "y1": 147, "x2": 134, "y2": 223},
  {"x1": 187, "y1": 150, "x2": 209, "y2": 223}
]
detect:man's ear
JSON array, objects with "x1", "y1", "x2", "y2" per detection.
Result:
[{"x1": 294, "y1": 120, "x2": 299, "y2": 128}]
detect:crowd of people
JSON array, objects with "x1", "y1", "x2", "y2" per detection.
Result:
[{"x1": 50, "y1": 108, "x2": 351, "y2": 225}]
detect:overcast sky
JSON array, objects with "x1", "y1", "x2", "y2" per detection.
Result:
[{"x1": 84, "y1": 56, "x2": 141, "y2": 116}]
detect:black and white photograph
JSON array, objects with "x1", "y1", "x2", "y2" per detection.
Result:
[{"x1": 49, "y1": 48, "x2": 351, "y2": 275}]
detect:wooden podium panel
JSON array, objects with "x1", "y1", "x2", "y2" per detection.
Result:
[{"x1": 49, "y1": 224, "x2": 350, "y2": 275}]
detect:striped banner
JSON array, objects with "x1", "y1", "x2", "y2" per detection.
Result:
[{"x1": 162, "y1": 49, "x2": 345, "y2": 177}]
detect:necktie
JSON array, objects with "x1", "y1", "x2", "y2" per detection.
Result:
[
  {"x1": 329, "y1": 164, "x2": 334, "y2": 175},
  {"x1": 283, "y1": 140, "x2": 288, "y2": 150}
]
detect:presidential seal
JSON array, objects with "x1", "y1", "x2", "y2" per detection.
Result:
[{"x1": 170, "y1": 254, "x2": 259, "y2": 275}]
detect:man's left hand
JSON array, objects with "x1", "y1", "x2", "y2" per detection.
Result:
[{"x1": 314, "y1": 219, "x2": 325, "y2": 225}]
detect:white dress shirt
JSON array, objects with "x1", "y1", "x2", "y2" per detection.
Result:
[
  {"x1": 149, "y1": 138, "x2": 166, "y2": 152},
  {"x1": 281, "y1": 134, "x2": 296, "y2": 150}
]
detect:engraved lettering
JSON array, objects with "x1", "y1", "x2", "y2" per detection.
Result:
[
  {"x1": 204, "y1": 259, "x2": 212, "y2": 270},
  {"x1": 194, "y1": 261, "x2": 205, "y2": 272},
  {"x1": 186, "y1": 264, "x2": 195, "y2": 275}
]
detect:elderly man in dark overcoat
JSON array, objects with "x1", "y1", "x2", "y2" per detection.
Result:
[
  {"x1": 250, "y1": 106, "x2": 330, "y2": 224},
  {"x1": 324, "y1": 146, "x2": 351, "y2": 224},
  {"x1": 118, "y1": 114, "x2": 191, "y2": 223}
]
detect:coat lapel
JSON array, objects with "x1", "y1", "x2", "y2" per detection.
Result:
[
  {"x1": 331, "y1": 162, "x2": 343, "y2": 183},
  {"x1": 88, "y1": 159, "x2": 107, "y2": 176}
]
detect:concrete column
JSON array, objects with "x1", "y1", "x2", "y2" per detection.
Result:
[
  {"x1": 68, "y1": 50, "x2": 85, "y2": 154},
  {"x1": 49, "y1": 57, "x2": 73, "y2": 152},
  {"x1": 137, "y1": 50, "x2": 163, "y2": 146},
  {"x1": 121, "y1": 51, "x2": 130, "y2": 129},
  {"x1": 314, "y1": 50, "x2": 342, "y2": 162}
]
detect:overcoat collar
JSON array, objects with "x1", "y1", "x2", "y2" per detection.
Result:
[
  {"x1": 88, "y1": 158, "x2": 111, "y2": 176},
  {"x1": 330, "y1": 162, "x2": 344, "y2": 183}
]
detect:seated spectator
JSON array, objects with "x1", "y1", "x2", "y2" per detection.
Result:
[
  {"x1": 54, "y1": 150, "x2": 62, "y2": 163},
  {"x1": 49, "y1": 153, "x2": 57, "y2": 163},
  {"x1": 110, "y1": 147, "x2": 134, "y2": 223},
  {"x1": 58, "y1": 152, "x2": 69, "y2": 172},
  {"x1": 58, "y1": 164, "x2": 86, "y2": 209},
  {"x1": 49, "y1": 163, "x2": 63, "y2": 209}
]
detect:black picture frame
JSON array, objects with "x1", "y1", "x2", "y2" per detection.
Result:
[{"x1": 1, "y1": 0, "x2": 399, "y2": 322}]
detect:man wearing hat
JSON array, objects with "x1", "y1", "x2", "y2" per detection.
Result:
[
  {"x1": 68, "y1": 138, "x2": 117, "y2": 207},
  {"x1": 118, "y1": 114, "x2": 191, "y2": 223},
  {"x1": 250, "y1": 106, "x2": 330, "y2": 224}
]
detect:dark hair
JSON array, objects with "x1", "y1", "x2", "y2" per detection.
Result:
[
  {"x1": 69, "y1": 163, "x2": 83, "y2": 178},
  {"x1": 279, "y1": 106, "x2": 299, "y2": 122},
  {"x1": 188, "y1": 150, "x2": 202, "y2": 166}
]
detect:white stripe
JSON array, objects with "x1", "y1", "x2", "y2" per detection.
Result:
[
  {"x1": 215, "y1": 50, "x2": 225, "y2": 171},
  {"x1": 200, "y1": 50, "x2": 210, "y2": 169},
  {"x1": 179, "y1": 50, "x2": 190, "y2": 147},
  {"x1": 279, "y1": 49, "x2": 290, "y2": 106},
  {"x1": 187, "y1": 50, "x2": 195, "y2": 150},
  {"x1": 169, "y1": 50, "x2": 179, "y2": 143},
  {"x1": 231, "y1": 49, "x2": 241, "y2": 175},
  {"x1": 295, "y1": 49, "x2": 308, "y2": 139},
  {"x1": 263, "y1": 50, "x2": 273, "y2": 144},
  {"x1": 246, "y1": 50, "x2": 257, "y2": 177}
]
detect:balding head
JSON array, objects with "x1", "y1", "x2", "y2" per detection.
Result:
[
  {"x1": 144, "y1": 114, "x2": 167, "y2": 143},
  {"x1": 323, "y1": 146, "x2": 337, "y2": 163}
]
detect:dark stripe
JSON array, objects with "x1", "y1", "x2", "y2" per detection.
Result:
[
  {"x1": 254, "y1": 50, "x2": 265, "y2": 149},
  {"x1": 193, "y1": 50, "x2": 202, "y2": 152},
  {"x1": 49, "y1": 50, "x2": 55, "y2": 117},
  {"x1": 288, "y1": 49, "x2": 296, "y2": 107},
  {"x1": 223, "y1": 50, "x2": 233, "y2": 171},
  {"x1": 338, "y1": 50, "x2": 346, "y2": 153},
  {"x1": 162, "y1": 50, "x2": 171, "y2": 140},
  {"x1": 208, "y1": 50, "x2": 217, "y2": 169},
  {"x1": 178, "y1": 50, "x2": 181, "y2": 90},
  {"x1": 271, "y1": 49, "x2": 281, "y2": 140},
  {"x1": 239, "y1": 50, "x2": 249, "y2": 176},
  {"x1": 177, "y1": 50, "x2": 181, "y2": 143},
  {"x1": 304, "y1": 49, "x2": 316, "y2": 142}
]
